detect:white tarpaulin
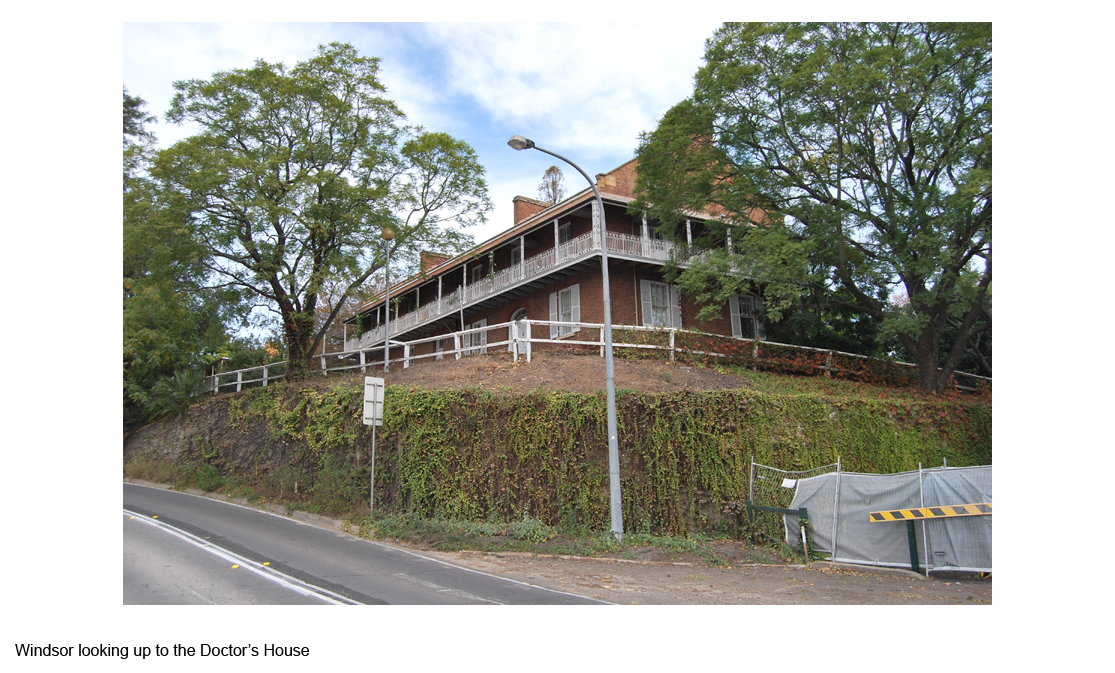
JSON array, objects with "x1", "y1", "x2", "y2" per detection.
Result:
[{"x1": 785, "y1": 466, "x2": 991, "y2": 573}]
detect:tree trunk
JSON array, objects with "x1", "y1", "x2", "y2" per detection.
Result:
[
  {"x1": 281, "y1": 308, "x2": 316, "y2": 381},
  {"x1": 910, "y1": 325, "x2": 952, "y2": 394}
]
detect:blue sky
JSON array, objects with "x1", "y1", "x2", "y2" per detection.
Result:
[{"x1": 124, "y1": 22, "x2": 723, "y2": 244}]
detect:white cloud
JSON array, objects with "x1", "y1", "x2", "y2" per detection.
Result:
[
  {"x1": 123, "y1": 22, "x2": 724, "y2": 247},
  {"x1": 424, "y1": 22, "x2": 718, "y2": 160}
]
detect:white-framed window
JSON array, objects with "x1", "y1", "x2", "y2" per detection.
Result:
[
  {"x1": 730, "y1": 294, "x2": 764, "y2": 340},
  {"x1": 463, "y1": 318, "x2": 487, "y2": 355},
  {"x1": 548, "y1": 284, "x2": 580, "y2": 338},
  {"x1": 470, "y1": 265, "x2": 483, "y2": 285},
  {"x1": 558, "y1": 222, "x2": 571, "y2": 245},
  {"x1": 435, "y1": 337, "x2": 445, "y2": 360},
  {"x1": 640, "y1": 279, "x2": 682, "y2": 329},
  {"x1": 511, "y1": 246, "x2": 521, "y2": 267}
]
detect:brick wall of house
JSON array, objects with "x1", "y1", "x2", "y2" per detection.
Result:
[
  {"x1": 384, "y1": 258, "x2": 738, "y2": 365},
  {"x1": 513, "y1": 196, "x2": 550, "y2": 224},
  {"x1": 597, "y1": 159, "x2": 639, "y2": 199}
]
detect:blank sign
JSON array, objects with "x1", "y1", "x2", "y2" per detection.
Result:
[{"x1": 363, "y1": 377, "x2": 385, "y2": 426}]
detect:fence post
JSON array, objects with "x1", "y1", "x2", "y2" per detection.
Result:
[
  {"x1": 321, "y1": 355, "x2": 327, "y2": 376},
  {"x1": 262, "y1": 365, "x2": 268, "y2": 387},
  {"x1": 825, "y1": 350, "x2": 833, "y2": 378},
  {"x1": 454, "y1": 334, "x2": 461, "y2": 360},
  {"x1": 526, "y1": 321, "x2": 532, "y2": 363},
  {"x1": 832, "y1": 456, "x2": 841, "y2": 563},
  {"x1": 236, "y1": 370, "x2": 242, "y2": 392},
  {"x1": 512, "y1": 322, "x2": 518, "y2": 363},
  {"x1": 599, "y1": 326, "x2": 604, "y2": 358},
  {"x1": 213, "y1": 374, "x2": 219, "y2": 395},
  {"x1": 360, "y1": 350, "x2": 366, "y2": 373},
  {"x1": 403, "y1": 343, "x2": 410, "y2": 369},
  {"x1": 669, "y1": 330, "x2": 676, "y2": 362}
]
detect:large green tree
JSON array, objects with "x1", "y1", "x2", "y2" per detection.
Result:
[
  {"x1": 634, "y1": 23, "x2": 991, "y2": 392},
  {"x1": 154, "y1": 43, "x2": 490, "y2": 377},
  {"x1": 124, "y1": 88, "x2": 241, "y2": 428}
]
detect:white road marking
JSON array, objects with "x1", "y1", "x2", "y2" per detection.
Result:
[
  {"x1": 125, "y1": 482, "x2": 609, "y2": 605},
  {"x1": 123, "y1": 509, "x2": 359, "y2": 605}
]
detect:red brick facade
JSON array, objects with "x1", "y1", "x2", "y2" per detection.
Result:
[{"x1": 349, "y1": 158, "x2": 747, "y2": 361}]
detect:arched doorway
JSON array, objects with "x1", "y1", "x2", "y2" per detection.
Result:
[{"x1": 509, "y1": 308, "x2": 529, "y2": 354}]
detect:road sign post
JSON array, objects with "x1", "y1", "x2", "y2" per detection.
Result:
[{"x1": 362, "y1": 377, "x2": 385, "y2": 513}]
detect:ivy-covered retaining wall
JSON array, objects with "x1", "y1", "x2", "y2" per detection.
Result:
[{"x1": 124, "y1": 379, "x2": 991, "y2": 536}]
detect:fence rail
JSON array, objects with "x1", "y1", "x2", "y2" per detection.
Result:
[{"x1": 206, "y1": 321, "x2": 991, "y2": 395}]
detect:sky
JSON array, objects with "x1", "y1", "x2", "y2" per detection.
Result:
[{"x1": 123, "y1": 22, "x2": 723, "y2": 245}]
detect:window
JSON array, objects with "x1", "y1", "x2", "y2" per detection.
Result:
[
  {"x1": 640, "y1": 280, "x2": 681, "y2": 329},
  {"x1": 470, "y1": 265, "x2": 483, "y2": 285},
  {"x1": 511, "y1": 246, "x2": 521, "y2": 267},
  {"x1": 465, "y1": 318, "x2": 487, "y2": 355},
  {"x1": 558, "y1": 222, "x2": 571, "y2": 245},
  {"x1": 548, "y1": 284, "x2": 580, "y2": 338},
  {"x1": 730, "y1": 294, "x2": 764, "y2": 340}
]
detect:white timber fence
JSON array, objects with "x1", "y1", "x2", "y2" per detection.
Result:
[{"x1": 204, "y1": 320, "x2": 991, "y2": 395}]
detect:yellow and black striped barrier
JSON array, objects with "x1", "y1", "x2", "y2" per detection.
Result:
[
  {"x1": 868, "y1": 502, "x2": 991, "y2": 574},
  {"x1": 869, "y1": 502, "x2": 991, "y2": 522}
]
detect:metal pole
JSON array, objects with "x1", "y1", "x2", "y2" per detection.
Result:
[
  {"x1": 508, "y1": 136, "x2": 623, "y2": 539},
  {"x1": 919, "y1": 462, "x2": 930, "y2": 577},
  {"x1": 370, "y1": 420, "x2": 377, "y2": 513},
  {"x1": 832, "y1": 456, "x2": 841, "y2": 561},
  {"x1": 383, "y1": 241, "x2": 391, "y2": 373}
]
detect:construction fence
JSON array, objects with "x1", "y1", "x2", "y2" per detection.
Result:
[{"x1": 751, "y1": 459, "x2": 992, "y2": 575}]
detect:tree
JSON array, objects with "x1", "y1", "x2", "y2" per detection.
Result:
[
  {"x1": 154, "y1": 43, "x2": 491, "y2": 378},
  {"x1": 634, "y1": 23, "x2": 991, "y2": 392},
  {"x1": 537, "y1": 165, "x2": 566, "y2": 205},
  {"x1": 124, "y1": 86, "x2": 156, "y2": 148},
  {"x1": 124, "y1": 89, "x2": 241, "y2": 429}
]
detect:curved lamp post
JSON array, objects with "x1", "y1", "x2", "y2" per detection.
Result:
[
  {"x1": 507, "y1": 135, "x2": 623, "y2": 540},
  {"x1": 381, "y1": 227, "x2": 395, "y2": 372}
]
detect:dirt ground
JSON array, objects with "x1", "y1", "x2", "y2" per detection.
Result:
[
  {"x1": 368, "y1": 348, "x2": 753, "y2": 394},
  {"x1": 418, "y1": 546, "x2": 992, "y2": 605}
]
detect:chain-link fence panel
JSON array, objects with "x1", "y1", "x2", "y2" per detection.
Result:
[{"x1": 749, "y1": 459, "x2": 838, "y2": 544}]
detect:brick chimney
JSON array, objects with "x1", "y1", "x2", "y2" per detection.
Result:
[
  {"x1": 420, "y1": 250, "x2": 451, "y2": 273},
  {"x1": 513, "y1": 195, "x2": 549, "y2": 224}
]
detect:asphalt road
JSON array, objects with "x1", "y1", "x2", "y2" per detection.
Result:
[{"x1": 123, "y1": 483, "x2": 603, "y2": 605}]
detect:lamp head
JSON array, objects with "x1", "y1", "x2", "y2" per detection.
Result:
[
  {"x1": 381, "y1": 228, "x2": 395, "y2": 241},
  {"x1": 507, "y1": 135, "x2": 535, "y2": 151}
]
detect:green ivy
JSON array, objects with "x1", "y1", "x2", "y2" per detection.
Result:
[{"x1": 174, "y1": 377, "x2": 991, "y2": 536}]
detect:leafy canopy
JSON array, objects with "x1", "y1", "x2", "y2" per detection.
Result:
[
  {"x1": 154, "y1": 43, "x2": 491, "y2": 374},
  {"x1": 634, "y1": 22, "x2": 991, "y2": 391}
]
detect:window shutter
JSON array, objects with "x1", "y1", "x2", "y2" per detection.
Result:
[
  {"x1": 730, "y1": 295, "x2": 742, "y2": 338},
  {"x1": 640, "y1": 279, "x2": 653, "y2": 327},
  {"x1": 670, "y1": 285, "x2": 682, "y2": 329},
  {"x1": 571, "y1": 284, "x2": 580, "y2": 333},
  {"x1": 549, "y1": 291, "x2": 559, "y2": 339}
]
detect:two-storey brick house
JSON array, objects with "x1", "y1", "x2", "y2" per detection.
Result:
[{"x1": 342, "y1": 159, "x2": 765, "y2": 362}]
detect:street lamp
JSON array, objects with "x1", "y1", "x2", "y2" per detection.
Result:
[
  {"x1": 507, "y1": 135, "x2": 624, "y2": 540},
  {"x1": 381, "y1": 227, "x2": 395, "y2": 373}
]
